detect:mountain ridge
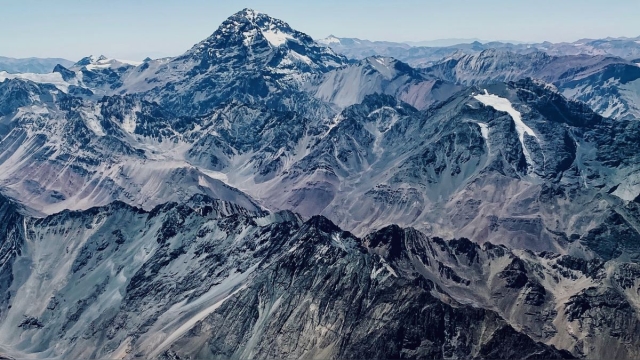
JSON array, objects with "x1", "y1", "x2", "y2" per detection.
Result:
[{"x1": 1, "y1": 8, "x2": 640, "y2": 358}]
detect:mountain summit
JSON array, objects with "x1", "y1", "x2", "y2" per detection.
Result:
[
  {"x1": 181, "y1": 8, "x2": 345, "y2": 73},
  {"x1": 116, "y1": 8, "x2": 347, "y2": 116}
]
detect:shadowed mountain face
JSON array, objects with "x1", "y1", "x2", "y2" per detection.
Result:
[
  {"x1": 0, "y1": 194, "x2": 575, "y2": 359},
  {"x1": 1, "y1": 7, "x2": 640, "y2": 359}
]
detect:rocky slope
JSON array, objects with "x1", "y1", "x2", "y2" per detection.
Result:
[
  {"x1": 0, "y1": 194, "x2": 576, "y2": 359},
  {"x1": 319, "y1": 35, "x2": 640, "y2": 67},
  {"x1": 422, "y1": 50, "x2": 640, "y2": 120},
  {"x1": 0, "y1": 78, "x2": 261, "y2": 215},
  {"x1": 1, "y1": 8, "x2": 640, "y2": 358},
  {"x1": 308, "y1": 56, "x2": 464, "y2": 110},
  {"x1": 364, "y1": 225, "x2": 640, "y2": 359},
  {"x1": 2, "y1": 13, "x2": 640, "y2": 263},
  {"x1": 1, "y1": 191, "x2": 638, "y2": 358}
]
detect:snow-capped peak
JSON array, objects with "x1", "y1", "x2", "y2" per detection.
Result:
[
  {"x1": 75, "y1": 55, "x2": 106, "y2": 66},
  {"x1": 237, "y1": 7, "x2": 261, "y2": 21},
  {"x1": 318, "y1": 35, "x2": 342, "y2": 45},
  {"x1": 224, "y1": 8, "x2": 301, "y2": 48},
  {"x1": 181, "y1": 8, "x2": 345, "y2": 72},
  {"x1": 73, "y1": 55, "x2": 143, "y2": 71}
]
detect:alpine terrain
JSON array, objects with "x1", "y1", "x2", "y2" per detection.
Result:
[{"x1": 0, "y1": 7, "x2": 639, "y2": 359}]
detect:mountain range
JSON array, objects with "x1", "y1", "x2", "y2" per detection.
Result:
[
  {"x1": 0, "y1": 56, "x2": 74, "y2": 74},
  {"x1": 318, "y1": 35, "x2": 640, "y2": 67},
  {"x1": 0, "y1": 8, "x2": 640, "y2": 359}
]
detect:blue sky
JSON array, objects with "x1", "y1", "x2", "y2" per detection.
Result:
[{"x1": 2, "y1": 0, "x2": 638, "y2": 61}]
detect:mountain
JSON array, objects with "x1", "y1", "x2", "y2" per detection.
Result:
[
  {"x1": 0, "y1": 56, "x2": 74, "y2": 74},
  {"x1": 0, "y1": 193, "x2": 576, "y2": 359},
  {"x1": 363, "y1": 225, "x2": 640, "y2": 359},
  {"x1": 315, "y1": 40, "x2": 640, "y2": 119},
  {"x1": 246, "y1": 79, "x2": 640, "y2": 262},
  {"x1": 404, "y1": 38, "x2": 486, "y2": 47},
  {"x1": 538, "y1": 36, "x2": 640, "y2": 60},
  {"x1": 0, "y1": 78, "x2": 261, "y2": 215},
  {"x1": 1, "y1": 55, "x2": 145, "y2": 100},
  {"x1": 423, "y1": 49, "x2": 640, "y2": 120},
  {"x1": 2, "y1": 8, "x2": 640, "y2": 358},
  {"x1": 0, "y1": 190, "x2": 637, "y2": 358},
  {"x1": 308, "y1": 56, "x2": 464, "y2": 110},
  {"x1": 318, "y1": 36, "x2": 464, "y2": 67},
  {"x1": 320, "y1": 35, "x2": 640, "y2": 67},
  {"x1": 71, "y1": 55, "x2": 143, "y2": 70},
  {"x1": 2, "y1": 10, "x2": 640, "y2": 259},
  {"x1": 115, "y1": 8, "x2": 347, "y2": 117}
]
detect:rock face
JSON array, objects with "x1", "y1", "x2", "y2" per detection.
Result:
[
  {"x1": 1, "y1": 7, "x2": 640, "y2": 359},
  {"x1": 0, "y1": 194, "x2": 575, "y2": 359},
  {"x1": 0, "y1": 78, "x2": 262, "y2": 215},
  {"x1": 363, "y1": 226, "x2": 640, "y2": 359},
  {"x1": 422, "y1": 50, "x2": 640, "y2": 120}
]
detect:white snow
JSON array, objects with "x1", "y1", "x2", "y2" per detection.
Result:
[
  {"x1": 601, "y1": 98, "x2": 625, "y2": 118},
  {"x1": 120, "y1": 104, "x2": 140, "y2": 134},
  {"x1": 474, "y1": 90, "x2": 538, "y2": 171},
  {"x1": 289, "y1": 51, "x2": 313, "y2": 65},
  {"x1": 477, "y1": 122, "x2": 489, "y2": 141},
  {"x1": 318, "y1": 36, "x2": 341, "y2": 45},
  {"x1": 0, "y1": 70, "x2": 74, "y2": 92},
  {"x1": 243, "y1": 8, "x2": 261, "y2": 21},
  {"x1": 199, "y1": 168, "x2": 229, "y2": 182},
  {"x1": 262, "y1": 29, "x2": 293, "y2": 47},
  {"x1": 243, "y1": 29, "x2": 258, "y2": 46},
  {"x1": 83, "y1": 57, "x2": 143, "y2": 71},
  {"x1": 83, "y1": 105, "x2": 106, "y2": 136}
]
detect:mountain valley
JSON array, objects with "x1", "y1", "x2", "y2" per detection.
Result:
[{"x1": 1, "y1": 8, "x2": 640, "y2": 359}]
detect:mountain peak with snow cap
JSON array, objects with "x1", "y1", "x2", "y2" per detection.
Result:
[
  {"x1": 180, "y1": 8, "x2": 347, "y2": 76},
  {"x1": 75, "y1": 55, "x2": 106, "y2": 66},
  {"x1": 189, "y1": 8, "x2": 311, "y2": 53},
  {"x1": 318, "y1": 35, "x2": 342, "y2": 45}
]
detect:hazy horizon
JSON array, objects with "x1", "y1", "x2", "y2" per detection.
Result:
[{"x1": 2, "y1": 0, "x2": 639, "y2": 61}]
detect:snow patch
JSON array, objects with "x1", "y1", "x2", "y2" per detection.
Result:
[
  {"x1": 84, "y1": 58, "x2": 143, "y2": 71},
  {"x1": 83, "y1": 105, "x2": 106, "y2": 136},
  {"x1": 477, "y1": 122, "x2": 489, "y2": 141},
  {"x1": 243, "y1": 29, "x2": 258, "y2": 46},
  {"x1": 289, "y1": 51, "x2": 312, "y2": 65},
  {"x1": 474, "y1": 91, "x2": 538, "y2": 171},
  {"x1": 262, "y1": 29, "x2": 293, "y2": 47},
  {"x1": 120, "y1": 104, "x2": 141, "y2": 134}
]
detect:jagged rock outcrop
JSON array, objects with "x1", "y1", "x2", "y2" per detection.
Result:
[{"x1": 0, "y1": 195, "x2": 573, "y2": 359}]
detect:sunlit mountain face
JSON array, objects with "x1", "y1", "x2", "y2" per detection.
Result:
[{"x1": 0, "y1": 8, "x2": 639, "y2": 359}]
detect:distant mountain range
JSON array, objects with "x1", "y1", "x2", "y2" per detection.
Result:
[
  {"x1": 0, "y1": 56, "x2": 73, "y2": 74},
  {"x1": 1, "y1": 8, "x2": 640, "y2": 359},
  {"x1": 318, "y1": 35, "x2": 640, "y2": 67}
]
